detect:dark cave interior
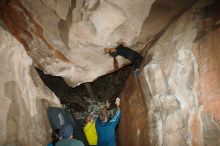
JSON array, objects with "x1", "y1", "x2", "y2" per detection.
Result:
[{"x1": 36, "y1": 65, "x2": 133, "y2": 112}]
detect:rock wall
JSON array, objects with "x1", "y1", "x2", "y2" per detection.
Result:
[
  {"x1": 0, "y1": 0, "x2": 196, "y2": 87},
  {"x1": 118, "y1": 75, "x2": 149, "y2": 146},
  {"x1": 118, "y1": 0, "x2": 220, "y2": 146},
  {"x1": 192, "y1": 1, "x2": 220, "y2": 145},
  {"x1": 0, "y1": 26, "x2": 61, "y2": 146},
  {"x1": 0, "y1": 0, "x2": 155, "y2": 87},
  {"x1": 2, "y1": 0, "x2": 220, "y2": 146}
]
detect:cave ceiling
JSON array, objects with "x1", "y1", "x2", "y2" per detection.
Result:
[{"x1": 0, "y1": 0, "x2": 197, "y2": 87}]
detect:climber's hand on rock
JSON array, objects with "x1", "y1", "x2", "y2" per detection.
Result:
[{"x1": 115, "y1": 98, "x2": 120, "y2": 108}]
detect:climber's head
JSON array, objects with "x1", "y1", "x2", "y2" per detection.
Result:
[
  {"x1": 104, "y1": 48, "x2": 116, "y2": 54},
  {"x1": 85, "y1": 115, "x2": 93, "y2": 123},
  {"x1": 99, "y1": 111, "x2": 108, "y2": 123}
]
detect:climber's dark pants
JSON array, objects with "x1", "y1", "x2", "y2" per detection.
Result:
[
  {"x1": 132, "y1": 55, "x2": 143, "y2": 70},
  {"x1": 110, "y1": 44, "x2": 144, "y2": 70},
  {"x1": 112, "y1": 44, "x2": 144, "y2": 70}
]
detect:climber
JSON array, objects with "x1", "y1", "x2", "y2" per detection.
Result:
[
  {"x1": 83, "y1": 115, "x2": 98, "y2": 146},
  {"x1": 56, "y1": 124, "x2": 84, "y2": 146},
  {"x1": 95, "y1": 98, "x2": 121, "y2": 146},
  {"x1": 104, "y1": 41, "x2": 143, "y2": 75}
]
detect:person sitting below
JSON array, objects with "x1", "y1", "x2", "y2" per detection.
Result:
[
  {"x1": 47, "y1": 129, "x2": 60, "y2": 146},
  {"x1": 83, "y1": 115, "x2": 98, "y2": 146},
  {"x1": 56, "y1": 124, "x2": 84, "y2": 146},
  {"x1": 104, "y1": 41, "x2": 143, "y2": 75},
  {"x1": 95, "y1": 98, "x2": 120, "y2": 146}
]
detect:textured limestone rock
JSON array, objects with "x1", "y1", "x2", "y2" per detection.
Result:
[
  {"x1": 143, "y1": 4, "x2": 199, "y2": 146},
  {"x1": 0, "y1": 0, "x2": 196, "y2": 87},
  {"x1": 118, "y1": 75, "x2": 149, "y2": 146},
  {"x1": 0, "y1": 26, "x2": 61, "y2": 146},
  {"x1": 2, "y1": 0, "x2": 220, "y2": 146},
  {"x1": 193, "y1": 13, "x2": 220, "y2": 145},
  {"x1": 141, "y1": 0, "x2": 220, "y2": 145},
  {"x1": 117, "y1": 0, "x2": 220, "y2": 145},
  {"x1": 11, "y1": 0, "x2": 153, "y2": 87}
]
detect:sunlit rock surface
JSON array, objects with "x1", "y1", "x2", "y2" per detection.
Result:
[{"x1": 0, "y1": 26, "x2": 61, "y2": 146}]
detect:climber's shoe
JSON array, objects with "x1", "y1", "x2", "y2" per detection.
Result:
[{"x1": 134, "y1": 69, "x2": 141, "y2": 77}]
